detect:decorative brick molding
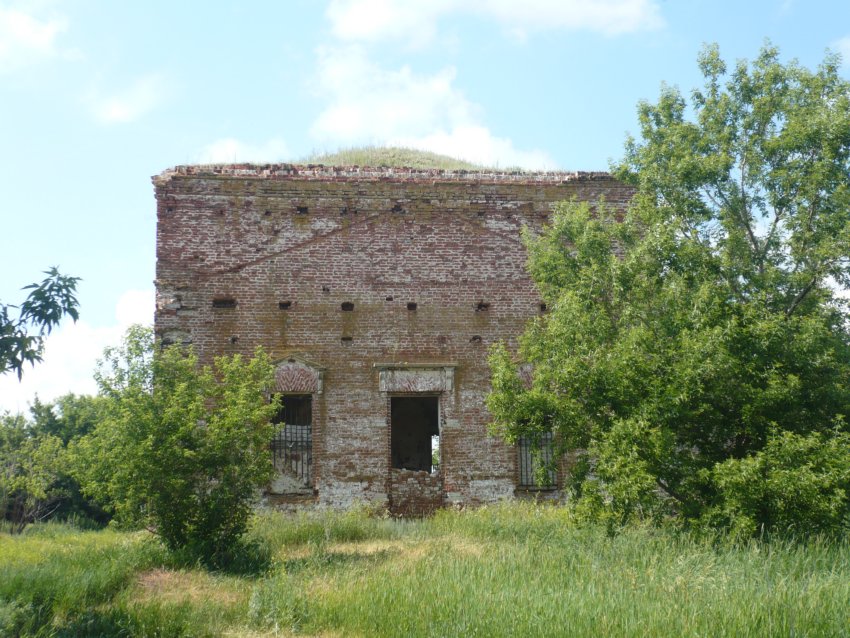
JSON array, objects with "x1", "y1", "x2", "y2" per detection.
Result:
[
  {"x1": 274, "y1": 356, "x2": 325, "y2": 394},
  {"x1": 375, "y1": 363, "x2": 456, "y2": 393}
]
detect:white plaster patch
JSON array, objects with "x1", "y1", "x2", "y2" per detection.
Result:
[
  {"x1": 379, "y1": 367, "x2": 453, "y2": 392},
  {"x1": 270, "y1": 472, "x2": 312, "y2": 495},
  {"x1": 484, "y1": 217, "x2": 519, "y2": 232},
  {"x1": 442, "y1": 418, "x2": 460, "y2": 431},
  {"x1": 468, "y1": 478, "x2": 514, "y2": 502},
  {"x1": 319, "y1": 481, "x2": 386, "y2": 509},
  {"x1": 310, "y1": 218, "x2": 340, "y2": 233}
]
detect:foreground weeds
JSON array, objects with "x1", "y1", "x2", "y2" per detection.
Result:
[{"x1": 2, "y1": 504, "x2": 849, "y2": 637}]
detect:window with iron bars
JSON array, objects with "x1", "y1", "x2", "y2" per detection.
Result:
[
  {"x1": 271, "y1": 394, "x2": 313, "y2": 488},
  {"x1": 518, "y1": 431, "x2": 556, "y2": 489}
]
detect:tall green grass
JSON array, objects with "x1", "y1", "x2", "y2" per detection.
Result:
[
  {"x1": 248, "y1": 504, "x2": 850, "y2": 637},
  {"x1": 3, "y1": 505, "x2": 849, "y2": 637}
]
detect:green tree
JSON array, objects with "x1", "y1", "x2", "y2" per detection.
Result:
[
  {"x1": 0, "y1": 413, "x2": 66, "y2": 532},
  {"x1": 74, "y1": 326, "x2": 279, "y2": 563},
  {"x1": 0, "y1": 395, "x2": 109, "y2": 532},
  {"x1": 0, "y1": 268, "x2": 80, "y2": 379},
  {"x1": 26, "y1": 394, "x2": 112, "y2": 526},
  {"x1": 488, "y1": 44, "x2": 850, "y2": 535},
  {"x1": 29, "y1": 393, "x2": 107, "y2": 444}
]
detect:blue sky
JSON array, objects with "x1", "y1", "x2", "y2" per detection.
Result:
[{"x1": 2, "y1": 0, "x2": 849, "y2": 412}]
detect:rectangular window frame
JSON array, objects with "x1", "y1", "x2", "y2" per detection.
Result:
[
  {"x1": 517, "y1": 431, "x2": 557, "y2": 490},
  {"x1": 389, "y1": 394, "x2": 441, "y2": 475},
  {"x1": 271, "y1": 393, "x2": 313, "y2": 489}
]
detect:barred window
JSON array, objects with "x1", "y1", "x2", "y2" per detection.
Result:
[
  {"x1": 518, "y1": 431, "x2": 556, "y2": 489},
  {"x1": 271, "y1": 395, "x2": 313, "y2": 489}
]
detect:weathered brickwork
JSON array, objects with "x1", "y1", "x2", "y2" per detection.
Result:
[{"x1": 153, "y1": 164, "x2": 633, "y2": 513}]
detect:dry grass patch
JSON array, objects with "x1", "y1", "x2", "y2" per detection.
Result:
[
  {"x1": 326, "y1": 538, "x2": 408, "y2": 556},
  {"x1": 324, "y1": 534, "x2": 486, "y2": 567},
  {"x1": 133, "y1": 568, "x2": 247, "y2": 607}
]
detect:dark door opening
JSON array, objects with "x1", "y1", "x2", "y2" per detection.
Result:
[{"x1": 391, "y1": 396, "x2": 439, "y2": 473}]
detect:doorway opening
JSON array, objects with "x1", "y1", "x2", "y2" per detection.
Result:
[{"x1": 390, "y1": 396, "x2": 439, "y2": 473}]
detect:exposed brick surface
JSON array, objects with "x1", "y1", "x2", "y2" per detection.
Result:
[{"x1": 153, "y1": 164, "x2": 634, "y2": 513}]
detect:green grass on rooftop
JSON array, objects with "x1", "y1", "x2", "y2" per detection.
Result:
[{"x1": 301, "y1": 146, "x2": 494, "y2": 171}]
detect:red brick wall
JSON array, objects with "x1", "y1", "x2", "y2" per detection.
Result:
[{"x1": 153, "y1": 164, "x2": 633, "y2": 511}]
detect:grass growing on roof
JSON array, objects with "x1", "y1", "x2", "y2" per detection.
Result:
[
  {"x1": 2, "y1": 503, "x2": 849, "y2": 637},
  {"x1": 302, "y1": 146, "x2": 496, "y2": 171}
]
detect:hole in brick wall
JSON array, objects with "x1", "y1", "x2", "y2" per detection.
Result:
[
  {"x1": 477, "y1": 210, "x2": 485, "y2": 217},
  {"x1": 322, "y1": 286, "x2": 330, "y2": 293},
  {"x1": 341, "y1": 302, "x2": 354, "y2": 311},
  {"x1": 341, "y1": 206, "x2": 357, "y2": 215},
  {"x1": 212, "y1": 298, "x2": 237, "y2": 309},
  {"x1": 166, "y1": 206, "x2": 174, "y2": 214},
  {"x1": 279, "y1": 301, "x2": 292, "y2": 310},
  {"x1": 229, "y1": 335, "x2": 239, "y2": 344},
  {"x1": 264, "y1": 210, "x2": 272, "y2": 216},
  {"x1": 470, "y1": 335, "x2": 482, "y2": 343},
  {"x1": 407, "y1": 302, "x2": 417, "y2": 311},
  {"x1": 295, "y1": 205, "x2": 308, "y2": 215},
  {"x1": 391, "y1": 203, "x2": 404, "y2": 214},
  {"x1": 341, "y1": 336, "x2": 353, "y2": 342},
  {"x1": 475, "y1": 301, "x2": 490, "y2": 312},
  {"x1": 385, "y1": 295, "x2": 394, "y2": 301},
  {"x1": 391, "y1": 396, "x2": 439, "y2": 473},
  {"x1": 539, "y1": 302, "x2": 547, "y2": 312}
]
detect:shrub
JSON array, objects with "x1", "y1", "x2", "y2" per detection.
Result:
[
  {"x1": 74, "y1": 326, "x2": 278, "y2": 566},
  {"x1": 709, "y1": 427, "x2": 850, "y2": 537}
]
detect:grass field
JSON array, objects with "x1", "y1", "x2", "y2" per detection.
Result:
[{"x1": 2, "y1": 503, "x2": 848, "y2": 637}]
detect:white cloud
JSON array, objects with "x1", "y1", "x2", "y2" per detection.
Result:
[
  {"x1": 833, "y1": 36, "x2": 850, "y2": 68},
  {"x1": 0, "y1": 4, "x2": 67, "y2": 73},
  {"x1": 0, "y1": 289, "x2": 154, "y2": 415},
  {"x1": 326, "y1": 0, "x2": 663, "y2": 46},
  {"x1": 86, "y1": 73, "x2": 169, "y2": 124},
  {"x1": 310, "y1": 46, "x2": 555, "y2": 169},
  {"x1": 393, "y1": 125, "x2": 555, "y2": 170},
  {"x1": 196, "y1": 137, "x2": 290, "y2": 164}
]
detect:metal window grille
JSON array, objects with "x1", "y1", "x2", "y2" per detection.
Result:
[
  {"x1": 518, "y1": 431, "x2": 556, "y2": 489},
  {"x1": 271, "y1": 395, "x2": 313, "y2": 487}
]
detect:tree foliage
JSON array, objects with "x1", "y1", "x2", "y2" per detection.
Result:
[
  {"x1": 488, "y1": 44, "x2": 850, "y2": 535},
  {"x1": 0, "y1": 395, "x2": 110, "y2": 532},
  {"x1": 0, "y1": 268, "x2": 80, "y2": 379},
  {"x1": 73, "y1": 326, "x2": 279, "y2": 563},
  {"x1": 0, "y1": 426, "x2": 64, "y2": 533}
]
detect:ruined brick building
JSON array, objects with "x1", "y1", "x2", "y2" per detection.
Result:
[{"x1": 153, "y1": 164, "x2": 633, "y2": 514}]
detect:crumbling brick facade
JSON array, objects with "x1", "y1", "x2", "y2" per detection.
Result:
[{"x1": 153, "y1": 165, "x2": 633, "y2": 514}]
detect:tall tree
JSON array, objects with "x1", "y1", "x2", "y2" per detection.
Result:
[
  {"x1": 488, "y1": 44, "x2": 850, "y2": 535},
  {"x1": 0, "y1": 268, "x2": 80, "y2": 379}
]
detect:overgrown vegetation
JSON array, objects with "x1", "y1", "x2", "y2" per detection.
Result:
[
  {"x1": 489, "y1": 44, "x2": 850, "y2": 536},
  {"x1": 73, "y1": 326, "x2": 279, "y2": 567},
  {"x1": 1, "y1": 395, "x2": 109, "y2": 533},
  {"x1": 1, "y1": 505, "x2": 848, "y2": 637},
  {"x1": 302, "y1": 145, "x2": 492, "y2": 170}
]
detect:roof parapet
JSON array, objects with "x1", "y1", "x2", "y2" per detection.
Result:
[{"x1": 153, "y1": 163, "x2": 615, "y2": 186}]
